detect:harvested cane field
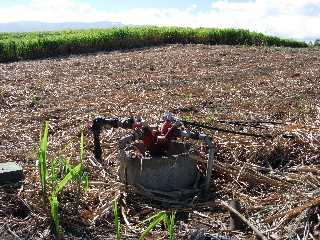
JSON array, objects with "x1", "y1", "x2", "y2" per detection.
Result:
[{"x1": 1, "y1": 44, "x2": 320, "y2": 239}]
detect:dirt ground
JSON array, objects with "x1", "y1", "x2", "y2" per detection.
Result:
[{"x1": 0, "y1": 44, "x2": 320, "y2": 239}]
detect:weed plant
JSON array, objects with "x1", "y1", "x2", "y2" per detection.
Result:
[
  {"x1": 111, "y1": 199, "x2": 176, "y2": 240},
  {"x1": 112, "y1": 200, "x2": 121, "y2": 240},
  {"x1": 38, "y1": 121, "x2": 49, "y2": 203},
  {"x1": 37, "y1": 122, "x2": 88, "y2": 238},
  {"x1": 39, "y1": 121, "x2": 176, "y2": 239},
  {"x1": 140, "y1": 211, "x2": 176, "y2": 240}
]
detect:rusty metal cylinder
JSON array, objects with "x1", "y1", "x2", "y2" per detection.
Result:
[{"x1": 118, "y1": 141, "x2": 198, "y2": 191}]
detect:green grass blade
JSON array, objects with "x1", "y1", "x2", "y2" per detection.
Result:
[
  {"x1": 38, "y1": 121, "x2": 49, "y2": 197},
  {"x1": 50, "y1": 194, "x2": 61, "y2": 237},
  {"x1": 54, "y1": 163, "x2": 81, "y2": 195},
  {"x1": 165, "y1": 211, "x2": 176, "y2": 240},
  {"x1": 140, "y1": 211, "x2": 166, "y2": 224},
  {"x1": 61, "y1": 157, "x2": 71, "y2": 176},
  {"x1": 112, "y1": 200, "x2": 121, "y2": 240},
  {"x1": 82, "y1": 172, "x2": 89, "y2": 193},
  {"x1": 139, "y1": 212, "x2": 167, "y2": 240}
]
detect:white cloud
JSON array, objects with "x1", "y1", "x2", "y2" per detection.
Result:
[
  {"x1": 207, "y1": 0, "x2": 320, "y2": 40},
  {"x1": 0, "y1": 0, "x2": 109, "y2": 23},
  {"x1": 105, "y1": 1, "x2": 320, "y2": 40},
  {"x1": 0, "y1": 0, "x2": 320, "y2": 41}
]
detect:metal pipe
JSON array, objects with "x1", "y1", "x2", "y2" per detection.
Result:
[
  {"x1": 179, "y1": 129, "x2": 216, "y2": 192},
  {"x1": 181, "y1": 120, "x2": 274, "y2": 139},
  {"x1": 119, "y1": 134, "x2": 136, "y2": 149},
  {"x1": 91, "y1": 117, "x2": 135, "y2": 160}
]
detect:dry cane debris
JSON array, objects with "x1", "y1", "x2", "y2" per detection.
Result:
[{"x1": 0, "y1": 44, "x2": 320, "y2": 239}]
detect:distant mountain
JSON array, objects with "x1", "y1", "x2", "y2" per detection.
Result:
[{"x1": 0, "y1": 21, "x2": 123, "y2": 33}]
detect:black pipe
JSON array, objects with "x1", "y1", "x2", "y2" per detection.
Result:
[
  {"x1": 91, "y1": 117, "x2": 119, "y2": 161},
  {"x1": 181, "y1": 120, "x2": 274, "y2": 139},
  {"x1": 215, "y1": 119, "x2": 283, "y2": 130}
]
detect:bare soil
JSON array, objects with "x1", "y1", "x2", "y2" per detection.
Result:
[{"x1": 0, "y1": 44, "x2": 320, "y2": 239}]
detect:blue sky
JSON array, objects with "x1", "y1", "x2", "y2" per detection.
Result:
[
  {"x1": 0, "y1": 0, "x2": 320, "y2": 41},
  {"x1": 87, "y1": 0, "x2": 205, "y2": 11},
  {"x1": 4, "y1": 0, "x2": 210, "y2": 11}
]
